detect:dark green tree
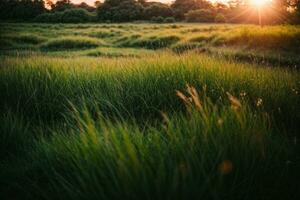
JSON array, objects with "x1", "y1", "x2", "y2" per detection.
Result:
[
  {"x1": 143, "y1": 3, "x2": 174, "y2": 19},
  {"x1": 75, "y1": 2, "x2": 96, "y2": 12},
  {"x1": 171, "y1": 0, "x2": 212, "y2": 19},
  {"x1": 97, "y1": 0, "x2": 144, "y2": 22},
  {"x1": 0, "y1": 0, "x2": 45, "y2": 20},
  {"x1": 51, "y1": 0, "x2": 73, "y2": 12}
]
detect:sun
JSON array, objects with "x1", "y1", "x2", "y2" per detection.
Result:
[{"x1": 251, "y1": 0, "x2": 270, "y2": 7}]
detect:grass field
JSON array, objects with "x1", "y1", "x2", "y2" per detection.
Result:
[{"x1": 0, "y1": 23, "x2": 300, "y2": 200}]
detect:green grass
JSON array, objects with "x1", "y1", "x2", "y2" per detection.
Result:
[
  {"x1": 0, "y1": 23, "x2": 300, "y2": 200},
  {"x1": 40, "y1": 37, "x2": 103, "y2": 51},
  {"x1": 120, "y1": 35, "x2": 181, "y2": 49},
  {"x1": 1, "y1": 23, "x2": 300, "y2": 66},
  {"x1": 225, "y1": 26, "x2": 300, "y2": 51},
  {"x1": 2, "y1": 34, "x2": 46, "y2": 45}
]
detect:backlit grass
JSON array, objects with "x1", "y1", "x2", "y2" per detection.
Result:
[
  {"x1": 1, "y1": 23, "x2": 300, "y2": 66},
  {"x1": 0, "y1": 23, "x2": 300, "y2": 200}
]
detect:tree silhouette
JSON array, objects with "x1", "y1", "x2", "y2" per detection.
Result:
[{"x1": 171, "y1": 0, "x2": 212, "y2": 19}]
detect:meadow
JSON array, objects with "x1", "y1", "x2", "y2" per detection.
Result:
[{"x1": 0, "y1": 23, "x2": 300, "y2": 200}]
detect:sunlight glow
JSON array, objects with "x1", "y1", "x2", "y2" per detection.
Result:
[
  {"x1": 55, "y1": 0, "x2": 232, "y2": 6},
  {"x1": 251, "y1": 0, "x2": 270, "y2": 7}
]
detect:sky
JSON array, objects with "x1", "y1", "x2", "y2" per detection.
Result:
[
  {"x1": 49, "y1": 0, "x2": 230, "y2": 6},
  {"x1": 56, "y1": 0, "x2": 173, "y2": 6}
]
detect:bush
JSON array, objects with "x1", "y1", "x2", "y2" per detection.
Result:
[
  {"x1": 33, "y1": 13, "x2": 48, "y2": 22},
  {"x1": 34, "y1": 12, "x2": 63, "y2": 23},
  {"x1": 61, "y1": 8, "x2": 93, "y2": 23},
  {"x1": 151, "y1": 16, "x2": 164, "y2": 23},
  {"x1": 185, "y1": 9, "x2": 215, "y2": 23},
  {"x1": 164, "y1": 17, "x2": 176, "y2": 23},
  {"x1": 215, "y1": 13, "x2": 226, "y2": 23}
]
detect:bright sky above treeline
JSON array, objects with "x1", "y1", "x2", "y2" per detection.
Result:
[
  {"x1": 50, "y1": 0, "x2": 173, "y2": 6},
  {"x1": 52, "y1": 0, "x2": 227, "y2": 5}
]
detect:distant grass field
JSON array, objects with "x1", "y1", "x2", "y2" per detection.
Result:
[
  {"x1": 1, "y1": 23, "x2": 300, "y2": 66},
  {"x1": 0, "y1": 23, "x2": 300, "y2": 200}
]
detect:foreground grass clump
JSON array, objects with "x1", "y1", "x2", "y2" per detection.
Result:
[
  {"x1": 1, "y1": 85, "x2": 298, "y2": 200},
  {"x1": 2, "y1": 84, "x2": 297, "y2": 199},
  {"x1": 40, "y1": 37, "x2": 102, "y2": 51}
]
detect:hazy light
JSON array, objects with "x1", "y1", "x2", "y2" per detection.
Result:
[
  {"x1": 66, "y1": 0, "x2": 173, "y2": 6},
  {"x1": 49, "y1": 0, "x2": 234, "y2": 7},
  {"x1": 251, "y1": 0, "x2": 270, "y2": 7}
]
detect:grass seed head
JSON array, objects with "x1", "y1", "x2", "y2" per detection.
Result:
[{"x1": 226, "y1": 92, "x2": 242, "y2": 111}]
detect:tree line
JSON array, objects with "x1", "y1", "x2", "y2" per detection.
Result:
[{"x1": 0, "y1": 0, "x2": 300, "y2": 24}]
